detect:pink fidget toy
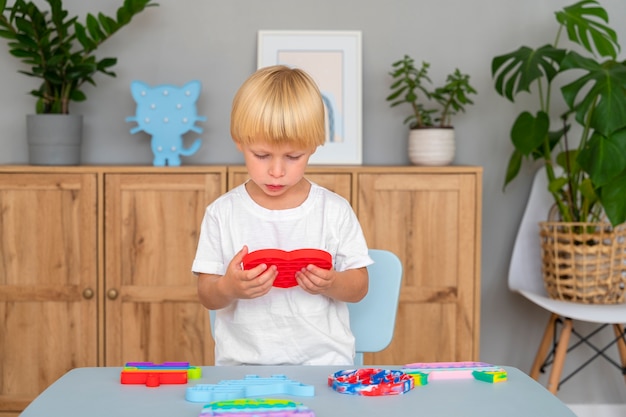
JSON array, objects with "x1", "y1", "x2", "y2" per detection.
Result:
[
  {"x1": 242, "y1": 249, "x2": 332, "y2": 288},
  {"x1": 402, "y1": 361, "x2": 507, "y2": 383}
]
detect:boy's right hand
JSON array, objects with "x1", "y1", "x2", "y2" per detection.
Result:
[{"x1": 221, "y1": 245, "x2": 277, "y2": 300}]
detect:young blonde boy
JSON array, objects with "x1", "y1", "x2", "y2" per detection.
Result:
[{"x1": 193, "y1": 65, "x2": 372, "y2": 365}]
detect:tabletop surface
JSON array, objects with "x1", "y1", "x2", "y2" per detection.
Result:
[{"x1": 19, "y1": 365, "x2": 576, "y2": 417}]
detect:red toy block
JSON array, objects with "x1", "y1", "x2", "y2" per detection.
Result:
[{"x1": 120, "y1": 369, "x2": 188, "y2": 387}]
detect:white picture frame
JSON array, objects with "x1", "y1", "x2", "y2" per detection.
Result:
[{"x1": 257, "y1": 30, "x2": 363, "y2": 165}]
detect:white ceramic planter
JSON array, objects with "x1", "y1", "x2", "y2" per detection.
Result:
[{"x1": 408, "y1": 128, "x2": 455, "y2": 166}]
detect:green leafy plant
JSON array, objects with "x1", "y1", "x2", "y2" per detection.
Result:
[
  {"x1": 491, "y1": 0, "x2": 626, "y2": 227},
  {"x1": 0, "y1": 0, "x2": 158, "y2": 114},
  {"x1": 386, "y1": 54, "x2": 477, "y2": 128}
]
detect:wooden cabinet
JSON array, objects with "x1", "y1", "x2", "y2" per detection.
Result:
[
  {"x1": 0, "y1": 166, "x2": 226, "y2": 416},
  {"x1": 0, "y1": 165, "x2": 481, "y2": 415},
  {"x1": 0, "y1": 172, "x2": 98, "y2": 416},
  {"x1": 355, "y1": 167, "x2": 482, "y2": 364},
  {"x1": 103, "y1": 172, "x2": 225, "y2": 366}
]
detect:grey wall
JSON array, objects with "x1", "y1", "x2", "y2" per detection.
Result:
[{"x1": 1, "y1": 0, "x2": 625, "y2": 405}]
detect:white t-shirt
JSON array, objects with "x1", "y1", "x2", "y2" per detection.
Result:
[{"x1": 192, "y1": 180, "x2": 373, "y2": 365}]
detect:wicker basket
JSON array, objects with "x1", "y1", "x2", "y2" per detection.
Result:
[{"x1": 539, "y1": 222, "x2": 626, "y2": 304}]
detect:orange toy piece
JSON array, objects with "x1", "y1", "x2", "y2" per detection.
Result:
[{"x1": 243, "y1": 249, "x2": 332, "y2": 288}]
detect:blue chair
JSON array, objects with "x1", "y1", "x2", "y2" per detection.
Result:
[
  {"x1": 348, "y1": 249, "x2": 403, "y2": 365},
  {"x1": 209, "y1": 249, "x2": 403, "y2": 366}
]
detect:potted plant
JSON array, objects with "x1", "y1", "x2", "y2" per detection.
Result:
[
  {"x1": 491, "y1": 0, "x2": 626, "y2": 303},
  {"x1": 0, "y1": 0, "x2": 158, "y2": 165},
  {"x1": 386, "y1": 55, "x2": 477, "y2": 166}
]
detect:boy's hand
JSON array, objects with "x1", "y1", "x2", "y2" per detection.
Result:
[
  {"x1": 295, "y1": 264, "x2": 335, "y2": 295},
  {"x1": 221, "y1": 246, "x2": 277, "y2": 299},
  {"x1": 295, "y1": 265, "x2": 368, "y2": 302}
]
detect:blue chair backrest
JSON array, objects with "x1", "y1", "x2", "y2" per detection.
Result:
[
  {"x1": 208, "y1": 249, "x2": 403, "y2": 366},
  {"x1": 349, "y1": 249, "x2": 403, "y2": 365}
]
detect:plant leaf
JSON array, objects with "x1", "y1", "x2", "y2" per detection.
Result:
[
  {"x1": 86, "y1": 13, "x2": 105, "y2": 42},
  {"x1": 503, "y1": 149, "x2": 523, "y2": 190},
  {"x1": 556, "y1": 0, "x2": 619, "y2": 59},
  {"x1": 556, "y1": 149, "x2": 579, "y2": 172},
  {"x1": 73, "y1": 22, "x2": 96, "y2": 50},
  {"x1": 578, "y1": 128, "x2": 626, "y2": 186},
  {"x1": 97, "y1": 57, "x2": 117, "y2": 70},
  {"x1": 597, "y1": 169, "x2": 626, "y2": 226},
  {"x1": 492, "y1": 45, "x2": 566, "y2": 101},
  {"x1": 97, "y1": 13, "x2": 117, "y2": 35},
  {"x1": 548, "y1": 177, "x2": 569, "y2": 195},
  {"x1": 0, "y1": 28, "x2": 16, "y2": 40},
  {"x1": 511, "y1": 111, "x2": 549, "y2": 156},
  {"x1": 561, "y1": 52, "x2": 626, "y2": 136},
  {"x1": 578, "y1": 177, "x2": 597, "y2": 204},
  {"x1": 70, "y1": 89, "x2": 86, "y2": 101},
  {"x1": 15, "y1": 33, "x2": 38, "y2": 50}
]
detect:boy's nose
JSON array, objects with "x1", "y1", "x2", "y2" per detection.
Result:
[{"x1": 268, "y1": 159, "x2": 285, "y2": 177}]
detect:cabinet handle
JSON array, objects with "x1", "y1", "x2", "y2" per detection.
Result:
[
  {"x1": 107, "y1": 289, "x2": 119, "y2": 300},
  {"x1": 82, "y1": 288, "x2": 94, "y2": 300}
]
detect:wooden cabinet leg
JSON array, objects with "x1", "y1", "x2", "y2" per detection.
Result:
[
  {"x1": 613, "y1": 324, "x2": 626, "y2": 385},
  {"x1": 546, "y1": 318, "x2": 572, "y2": 395},
  {"x1": 531, "y1": 313, "x2": 559, "y2": 380}
]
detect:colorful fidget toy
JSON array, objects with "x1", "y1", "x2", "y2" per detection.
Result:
[
  {"x1": 243, "y1": 249, "x2": 332, "y2": 288},
  {"x1": 402, "y1": 361, "x2": 507, "y2": 384},
  {"x1": 328, "y1": 368, "x2": 414, "y2": 396},
  {"x1": 199, "y1": 398, "x2": 315, "y2": 417},
  {"x1": 121, "y1": 361, "x2": 202, "y2": 387},
  {"x1": 186, "y1": 374, "x2": 315, "y2": 403}
]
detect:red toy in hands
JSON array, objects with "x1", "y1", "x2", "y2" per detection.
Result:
[{"x1": 242, "y1": 249, "x2": 332, "y2": 288}]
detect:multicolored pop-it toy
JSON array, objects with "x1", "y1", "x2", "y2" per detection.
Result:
[
  {"x1": 328, "y1": 368, "x2": 414, "y2": 396},
  {"x1": 199, "y1": 398, "x2": 315, "y2": 417}
]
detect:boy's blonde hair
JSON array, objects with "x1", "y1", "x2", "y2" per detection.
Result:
[{"x1": 230, "y1": 65, "x2": 326, "y2": 149}]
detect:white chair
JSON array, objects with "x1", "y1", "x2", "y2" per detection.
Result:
[
  {"x1": 508, "y1": 166, "x2": 626, "y2": 394},
  {"x1": 209, "y1": 249, "x2": 403, "y2": 366}
]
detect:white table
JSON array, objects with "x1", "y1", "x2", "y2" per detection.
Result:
[{"x1": 20, "y1": 365, "x2": 576, "y2": 417}]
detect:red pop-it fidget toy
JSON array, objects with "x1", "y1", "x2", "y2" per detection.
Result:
[{"x1": 242, "y1": 249, "x2": 332, "y2": 288}]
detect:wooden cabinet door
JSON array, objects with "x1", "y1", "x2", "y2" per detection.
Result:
[
  {"x1": 357, "y1": 170, "x2": 481, "y2": 364},
  {"x1": 104, "y1": 172, "x2": 225, "y2": 366},
  {"x1": 0, "y1": 173, "x2": 98, "y2": 414}
]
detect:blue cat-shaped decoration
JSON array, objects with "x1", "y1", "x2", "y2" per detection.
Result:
[{"x1": 127, "y1": 80, "x2": 205, "y2": 166}]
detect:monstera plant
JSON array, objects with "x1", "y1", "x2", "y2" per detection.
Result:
[{"x1": 491, "y1": 0, "x2": 626, "y2": 227}]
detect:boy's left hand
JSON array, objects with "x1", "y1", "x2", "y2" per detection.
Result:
[
  {"x1": 295, "y1": 264, "x2": 335, "y2": 295},
  {"x1": 295, "y1": 265, "x2": 368, "y2": 302}
]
